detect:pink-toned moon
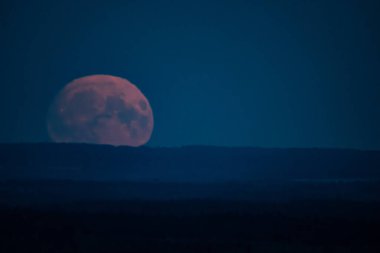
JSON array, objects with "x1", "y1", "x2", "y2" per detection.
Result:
[{"x1": 47, "y1": 75, "x2": 154, "y2": 147}]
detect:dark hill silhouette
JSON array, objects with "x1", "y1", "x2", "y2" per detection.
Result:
[{"x1": 0, "y1": 143, "x2": 379, "y2": 181}]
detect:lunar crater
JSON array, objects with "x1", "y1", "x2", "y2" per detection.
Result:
[{"x1": 139, "y1": 100, "x2": 147, "y2": 110}]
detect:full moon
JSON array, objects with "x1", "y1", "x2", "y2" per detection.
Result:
[{"x1": 47, "y1": 75, "x2": 154, "y2": 147}]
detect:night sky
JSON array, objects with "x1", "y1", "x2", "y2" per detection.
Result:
[{"x1": 0, "y1": 0, "x2": 379, "y2": 149}]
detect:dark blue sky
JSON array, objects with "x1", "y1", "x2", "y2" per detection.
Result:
[{"x1": 0, "y1": 0, "x2": 379, "y2": 149}]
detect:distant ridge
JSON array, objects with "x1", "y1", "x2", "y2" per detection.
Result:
[{"x1": 0, "y1": 143, "x2": 379, "y2": 182}]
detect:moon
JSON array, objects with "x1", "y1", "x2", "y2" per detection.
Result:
[{"x1": 47, "y1": 74, "x2": 154, "y2": 147}]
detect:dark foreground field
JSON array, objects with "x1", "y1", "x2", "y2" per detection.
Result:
[
  {"x1": 1, "y1": 180, "x2": 380, "y2": 253},
  {"x1": 1, "y1": 200, "x2": 380, "y2": 253}
]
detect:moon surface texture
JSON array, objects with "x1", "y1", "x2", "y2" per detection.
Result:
[{"x1": 47, "y1": 75, "x2": 154, "y2": 147}]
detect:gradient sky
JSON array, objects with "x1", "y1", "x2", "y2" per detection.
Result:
[{"x1": 0, "y1": 0, "x2": 379, "y2": 149}]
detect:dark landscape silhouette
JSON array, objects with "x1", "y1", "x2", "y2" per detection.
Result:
[{"x1": 1, "y1": 143, "x2": 380, "y2": 252}]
